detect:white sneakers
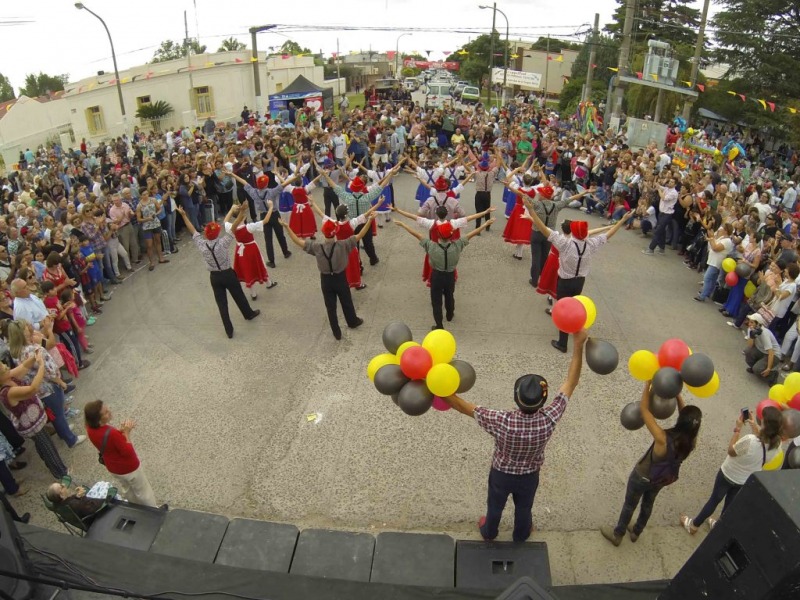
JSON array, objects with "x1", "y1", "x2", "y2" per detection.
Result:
[{"x1": 72, "y1": 435, "x2": 87, "y2": 447}]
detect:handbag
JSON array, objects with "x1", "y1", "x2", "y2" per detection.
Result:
[
  {"x1": 98, "y1": 427, "x2": 111, "y2": 465},
  {"x1": 757, "y1": 297, "x2": 778, "y2": 326}
]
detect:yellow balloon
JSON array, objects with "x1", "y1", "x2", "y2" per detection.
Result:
[
  {"x1": 426, "y1": 363, "x2": 461, "y2": 397},
  {"x1": 722, "y1": 258, "x2": 736, "y2": 273},
  {"x1": 574, "y1": 296, "x2": 597, "y2": 329},
  {"x1": 744, "y1": 281, "x2": 756, "y2": 298},
  {"x1": 769, "y1": 384, "x2": 788, "y2": 404},
  {"x1": 396, "y1": 341, "x2": 420, "y2": 360},
  {"x1": 784, "y1": 373, "x2": 800, "y2": 399},
  {"x1": 764, "y1": 449, "x2": 784, "y2": 471},
  {"x1": 367, "y1": 353, "x2": 399, "y2": 381},
  {"x1": 687, "y1": 371, "x2": 720, "y2": 398},
  {"x1": 422, "y1": 329, "x2": 457, "y2": 364},
  {"x1": 628, "y1": 350, "x2": 660, "y2": 381}
]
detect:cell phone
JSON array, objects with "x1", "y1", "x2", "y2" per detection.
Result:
[{"x1": 741, "y1": 408, "x2": 750, "y2": 421}]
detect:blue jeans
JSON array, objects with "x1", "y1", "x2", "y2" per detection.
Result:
[
  {"x1": 481, "y1": 468, "x2": 540, "y2": 542},
  {"x1": 691, "y1": 469, "x2": 741, "y2": 528},
  {"x1": 614, "y1": 469, "x2": 664, "y2": 537},
  {"x1": 699, "y1": 265, "x2": 721, "y2": 300},
  {"x1": 41, "y1": 387, "x2": 78, "y2": 447},
  {"x1": 649, "y1": 213, "x2": 673, "y2": 251}
]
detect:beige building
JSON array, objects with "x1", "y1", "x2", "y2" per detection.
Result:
[
  {"x1": 508, "y1": 42, "x2": 578, "y2": 97},
  {"x1": 0, "y1": 93, "x2": 72, "y2": 172}
]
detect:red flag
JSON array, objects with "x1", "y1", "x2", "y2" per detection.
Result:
[
  {"x1": 591, "y1": 64, "x2": 597, "y2": 69},
  {"x1": 546, "y1": 56, "x2": 552, "y2": 61},
  {"x1": 281, "y1": 54, "x2": 290, "y2": 59},
  {"x1": 331, "y1": 52, "x2": 338, "y2": 58},
  {"x1": 696, "y1": 84, "x2": 705, "y2": 92},
  {"x1": 738, "y1": 94, "x2": 746, "y2": 102},
  {"x1": 234, "y1": 58, "x2": 243, "y2": 63},
  {"x1": 636, "y1": 72, "x2": 643, "y2": 79},
  {"x1": 145, "y1": 71, "x2": 153, "y2": 80},
  {"x1": 767, "y1": 102, "x2": 776, "y2": 112}
]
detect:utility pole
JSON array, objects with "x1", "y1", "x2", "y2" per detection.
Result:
[
  {"x1": 488, "y1": 3, "x2": 496, "y2": 107},
  {"x1": 184, "y1": 11, "x2": 195, "y2": 119},
  {"x1": 249, "y1": 25, "x2": 276, "y2": 116},
  {"x1": 611, "y1": 0, "x2": 635, "y2": 119},
  {"x1": 543, "y1": 34, "x2": 550, "y2": 101},
  {"x1": 682, "y1": 0, "x2": 711, "y2": 120},
  {"x1": 582, "y1": 13, "x2": 599, "y2": 102},
  {"x1": 336, "y1": 38, "x2": 342, "y2": 96}
]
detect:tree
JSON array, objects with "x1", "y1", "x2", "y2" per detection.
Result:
[
  {"x1": 446, "y1": 32, "x2": 510, "y2": 89},
  {"x1": 19, "y1": 72, "x2": 67, "y2": 98},
  {"x1": 0, "y1": 73, "x2": 14, "y2": 102},
  {"x1": 278, "y1": 40, "x2": 312, "y2": 56},
  {"x1": 604, "y1": 0, "x2": 700, "y2": 48},
  {"x1": 151, "y1": 39, "x2": 207, "y2": 63},
  {"x1": 217, "y1": 37, "x2": 247, "y2": 52},
  {"x1": 570, "y1": 34, "x2": 620, "y2": 87},
  {"x1": 527, "y1": 37, "x2": 581, "y2": 53},
  {"x1": 135, "y1": 100, "x2": 174, "y2": 132}
]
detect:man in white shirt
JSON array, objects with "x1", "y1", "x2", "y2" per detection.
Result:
[
  {"x1": 744, "y1": 313, "x2": 781, "y2": 384},
  {"x1": 694, "y1": 223, "x2": 734, "y2": 302},
  {"x1": 11, "y1": 278, "x2": 49, "y2": 329},
  {"x1": 782, "y1": 181, "x2": 797, "y2": 212},
  {"x1": 331, "y1": 128, "x2": 347, "y2": 166},
  {"x1": 643, "y1": 179, "x2": 679, "y2": 255}
]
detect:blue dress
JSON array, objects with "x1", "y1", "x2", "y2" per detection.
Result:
[
  {"x1": 503, "y1": 175, "x2": 523, "y2": 217},
  {"x1": 723, "y1": 277, "x2": 746, "y2": 317},
  {"x1": 415, "y1": 170, "x2": 436, "y2": 205},
  {"x1": 372, "y1": 171, "x2": 393, "y2": 212},
  {"x1": 279, "y1": 188, "x2": 295, "y2": 213}
]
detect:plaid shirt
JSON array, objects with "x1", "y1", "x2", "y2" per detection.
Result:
[{"x1": 474, "y1": 391, "x2": 569, "y2": 475}]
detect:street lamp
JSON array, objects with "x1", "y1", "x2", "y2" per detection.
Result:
[
  {"x1": 479, "y1": 4, "x2": 509, "y2": 106},
  {"x1": 395, "y1": 33, "x2": 412, "y2": 78},
  {"x1": 75, "y1": 3, "x2": 126, "y2": 131}
]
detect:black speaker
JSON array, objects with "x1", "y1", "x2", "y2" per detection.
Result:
[
  {"x1": 660, "y1": 471, "x2": 800, "y2": 600},
  {"x1": 0, "y1": 503, "x2": 33, "y2": 600}
]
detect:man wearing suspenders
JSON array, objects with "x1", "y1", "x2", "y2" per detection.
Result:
[
  {"x1": 526, "y1": 208, "x2": 633, "y2": 352},
  {"x1": 282, "y1": 215, "x2": 377, "y2": 340},
  {"x1": 396, "y1": 217, "x2": 495, "y2": 330}
]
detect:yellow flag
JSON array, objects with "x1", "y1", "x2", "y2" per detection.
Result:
[
  {"x1": 651, "y1": 74, "x2": 658, "y2": 81},
  {"x1": 682, "y1": 80, "x2": 692, "y2": 87},
  {"x1": 757, "y1": 99, "x2": 767, "y2": 110},
  {"x1": 727, "y1": 91, "x2": 736, "y2": 96},
  {"x1": 607, "y1": 67, "x2": 619, "y2": 72},
  {"x1": 789, "y1": 108, "x2": 797, "y2": 114},
  {"x1": 510, "y1": 53, "x2": 519, "y2": 59},
  {"x1": 120, "y1": 77, "x2": 130, "y2": 84},
  {"x1": 250, "y1": 56, "x2": 258, "y2": 62},
  {"x1": 205, "y1": 62, "x2": 214, "y2": 67},
  {"x1": 555, "y1": 55, "x2": 563, "y2": 62}
]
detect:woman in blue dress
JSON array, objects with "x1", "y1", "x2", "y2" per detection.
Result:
[
  {"x1": 501, "y1": 162, "x2": 524, "y2": 218},
  {"x1": 722, "y1": 228, "x2": 761, "y2": 318}
]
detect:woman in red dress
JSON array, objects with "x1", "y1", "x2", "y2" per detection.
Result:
[
  {"x1": 224, "y1": 201, "x2": 277, "y2": 300},
  {"x1": 286, "y1": 175, "x2": 321, "y2": 239}
]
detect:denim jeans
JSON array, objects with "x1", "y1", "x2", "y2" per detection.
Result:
[
  {"x1": 692, "y1": 469, "x2": 741, "y2": 527},
  {"x1": 613, "y1": 469, "x2": 664, "y2": 537},
  {"x1": 41, "y1": 386, "x2": 78, "y2": 447},
  {"x1": 699, "y1": 265, "x2": 721, "y2": 300},
  {"x1": 481, "y1": 468, "x2": 540, "y2": 542},
  {"x1": 649, "y1": 213, "x2": 673, "y2": 251}
]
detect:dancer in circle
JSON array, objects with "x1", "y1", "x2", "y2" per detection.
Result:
[{"x1": 225, "y1": 200, "x2": 278, "y2": 300}]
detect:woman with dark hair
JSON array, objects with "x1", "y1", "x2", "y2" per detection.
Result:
[
  {"x1": 680, "y1": 406, "x2": 782, "y2": 533},
  {"x1": 601, "y1": 382, "x2": 702, "y2": 545}
]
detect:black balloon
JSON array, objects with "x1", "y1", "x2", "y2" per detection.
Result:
[
  {"x1": 382, "y1": 321, "x2": 413, "y2": 354},
  {"x1": 680, "y1": 353, "x2": 715, "y2": 387},
  {"x1": 390, "y1": 393, "x2": 399, "y2": 406},
  {"x1": 787, "y1": 446, "x2": 800, "y2": 469},
  {"x1": 396, "y1": 380, "x2": 434, "y2": 416},
  {"x1": 620, "y1": 402, "x2": 644, "y2": 430},
  {"x1": 450, "y1": 359, "x2": 477, "y2": 393},
  {"x1": 585, "y1": 338, "x2": 619, "y2": 375},
  {"x1": 374, "y1": 364, "x2": 410, "y2": 395},
  {"x1": 652, "y1": 367, "x2": 683, "y2": 398},
  {"x1": 650, "y1": 395, "x2": 677, "y2": 420},
  {"x1": 735, "y1": 262, "x2": 753, "y2": 279},
  {"x1": 781, "y1": 409, "x2": 800, "y2": 439}
]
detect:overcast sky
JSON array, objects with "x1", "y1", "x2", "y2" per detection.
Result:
[{"x1": 2, "y1": 0, "x2": 714, "y2": 93}]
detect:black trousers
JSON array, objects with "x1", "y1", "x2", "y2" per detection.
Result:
[
  {"x1": 475, "y1": 191, "x2": 491, "y2": 228},
  {"x1": 649, "y1": 212, "x2": 673, "y2": 251},
  {"x1": 355, "y1": 222, "x2": 378, "y2": 262},
  {"x1": 260, "y1": 211, "x2": 289, "y2": 263},
  {"x1": 321, "y1": 272, "x2": 359, "y2": 335},
  {"x1": 210, "y1": 269, "x2": 256, "y2": 335},
  {"x1": 430, "y1": 270, "x2": 456, "y2": 328},
  {"x1": 323, "y1": 187, "x2": 339, "y2": 217},
  {"x1": 530, "y1": 231, "x2": 551, "y2": 285},
  {"x1": 556, "y1": 276, "x2": 585, "y2": 347},
  {"x1": 0, "y1": 412, "x2": 23, "y2": 451}
]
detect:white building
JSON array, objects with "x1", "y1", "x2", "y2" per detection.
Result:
[{"x1": 0, "y1": 93, "x2": 72, "y2": 172}]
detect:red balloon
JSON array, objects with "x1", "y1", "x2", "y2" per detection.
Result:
[
  {"x1": 756, "y1": 398, "x2": 782, "y2": 420},
  {"x1": 552, "y1": 297, "x2": 587, "y2": 334},
  {"x1": 400, "y1": 346, "x2": 433, "y2": 380},
  {"x1": 725, "y1": 271, "x2": 739, "y2": 287},
  {"x1": 658, "y1": 338, "x2": 691, "y2": 370},
  {"x1": 789, "y1": 393, "x2": 800, "y2": 411}
]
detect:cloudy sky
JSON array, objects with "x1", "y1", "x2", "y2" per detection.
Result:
[{"x1": 2, "y1": 0, "x2": 714, "y2": 93}]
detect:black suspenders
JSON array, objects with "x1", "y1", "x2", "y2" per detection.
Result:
[
  {"x1": 205, "y1": 243, "x2": 223, "y2": 271},
  {"x1": 573, "y1": 241, "x2": 587, "y2": 278},
  {"x1": 321, "y1": 242, "x2": 337, "y2": 274},
  {"x1": 437, "y1": 243, "x2": 451, "y2": 271}
]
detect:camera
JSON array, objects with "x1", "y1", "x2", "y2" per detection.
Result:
[{"x1": 747, "y1": 326, "x2": 763, "y2": 339}]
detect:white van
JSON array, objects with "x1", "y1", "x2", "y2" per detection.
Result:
[
  {"x1": 403, "y1": 77, "x2": 420, "y2": 91},
  {"x1": 425, "y1": 83, "x2": 453, "y2": 109}
]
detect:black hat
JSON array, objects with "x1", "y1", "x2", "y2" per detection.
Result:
[{"x1": 514, "y1": 374, "x2": 549, "y2": 413}]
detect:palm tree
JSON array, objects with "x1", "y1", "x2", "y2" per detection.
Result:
[
  {"x1": 218, "y1": 37, "x2": 247, "y2": 52},
  {"x1": 135, "y1": 100, "x2": 174, "y2": 132}
]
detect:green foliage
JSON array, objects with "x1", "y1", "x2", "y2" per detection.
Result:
[
  {"x1": 401, "y1": 67, "x2": 421, "y2": 78},
  {"x1": 217, "y1": 37, "x2": 247, "y2": 52},
  {"x1": 570, "y1": 35, "x2": 620, "y2": 87},
  {"x1": 604, "y1": 0, "x2": 700, "y2": 48},
  {"x1": 527, "y1": 37, "x2": 581, "y2": 53},
  {"x1": 19, "y1": 72, "x2": 67, "y2": 98},
  {"x1": 279, "y1": 40, "x2": 312, "y2": 56},
  {"x1": 558, "y1": 78, "x2": 608, "y2": 115},
  {"x1": 135, "y1": 100, "x2": 174, "y2": 120},
  {"x1": 446, "y1": 32, "x2": 511, "y2": 90},
  {"x1": 0, "y1": 73, "x2": 15, "y2": 102},
  {"x1": 151, "y1": 39, "x2": 207, "y2": 63}
]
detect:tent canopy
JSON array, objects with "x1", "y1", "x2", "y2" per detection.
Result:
[
  {"x1": 268, "y1": 75, "x2": 334, "y2": 115},
  {"x1": 697, "y1": 108, "x2": 729, "y2": 123}
]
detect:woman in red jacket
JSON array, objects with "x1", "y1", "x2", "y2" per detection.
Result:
[{"x1": 84, "y1": 400, "x2": 158, "y2": 507}]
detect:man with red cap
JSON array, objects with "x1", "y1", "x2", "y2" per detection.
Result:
[
  {"x1": 526, "y1": 207, "x2": 633, "y2": 352},
  {"x1": 418, "y1": 175, "x2": 473, "y2": 220},
  {"x1": 176, "y1": 201, "x2": 260, "y2": 339},
  {"x1": 395, "y1": 216, "x2": 495, "y2": 330},
  {"x1": 281, "y1": 211, "x2": 377, "y2": 340}
]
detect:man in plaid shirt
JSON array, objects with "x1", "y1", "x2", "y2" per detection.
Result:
[{"x1": 442, "y1": 329, "x2": 588, "y2": 542}]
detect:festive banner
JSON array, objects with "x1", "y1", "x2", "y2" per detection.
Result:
[{"x1": 403, "y1": 59, "x2": 460, "y2": 70}]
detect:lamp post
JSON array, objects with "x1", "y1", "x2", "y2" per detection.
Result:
[
  {"x1": 74, "y1": 3, "x2": 126, "y2": 132},
  {"x1": 479, "y1": 4, "x2": 509, "y2": 106},
  {"x1": 395, "y1": 33, "x2": 412, "y2": 78}
]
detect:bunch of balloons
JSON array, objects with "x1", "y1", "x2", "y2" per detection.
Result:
[
  {"x1": 551, "y1": 296, "x2": 619, "y2": 375},
  {"x1": 721, "y1": 258, "x2": 753, "y2": 288},
  {"x1": 367, "y1": 322, "x2": 477, "y2": 417}
]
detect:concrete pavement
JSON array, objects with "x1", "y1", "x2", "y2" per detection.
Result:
[{"x1": 11, "y1": 172, "x2": 768, "y2": 585}]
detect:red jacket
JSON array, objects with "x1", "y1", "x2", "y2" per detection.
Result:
[{"x1": 87, "y1": 424, "x2": 140, "y2": 475}]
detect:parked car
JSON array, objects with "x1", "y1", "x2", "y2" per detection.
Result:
[
  {"x1": 460, "y1": 86, "x2": 480, "y2": 105},
  {"x1": 425, "y1": 82, "x2": 453, "y2": 109}
]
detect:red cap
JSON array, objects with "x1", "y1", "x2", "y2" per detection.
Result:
[
  {"x1": 538, "y1": 185, "x2": 554, "y2": 200},
  {"x1": 434, "y1": 177, "x2": 450, "y2": 192},
  {"x1": 350, "y1": 178, "x2": 367, "y2": 193},
  {"x1": 570, "y1": 221, "x2": 588, "y2": 240},
  {"x1": 321, "y1": 219, "x2": 338, "y2": 238},
  {"x1": 256, "y1": 174, "x2": 269, "y2": 189},
  {"x1": 204, "y1": 222, "x2": 221, "y2": 240},
  {"x1": 436, "y1": 221, "x2": 454, "y2": 239}
]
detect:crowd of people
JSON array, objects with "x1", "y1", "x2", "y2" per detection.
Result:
[{"x1": 1, "y1": 87, "x2": 799, "y2": 546}]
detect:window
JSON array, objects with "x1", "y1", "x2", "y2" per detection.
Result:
[
  {"x1": 84, "y1": 105, "x2": 105, "y2": 134},
  {"x1": 193, "y1": 86, "x2": 214, "y2": 116},
  {"x1": 136, "y1": 95, "x2": 151, "y2": 108}
]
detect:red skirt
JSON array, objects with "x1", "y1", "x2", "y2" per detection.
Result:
[
  {"x1": 233, "y1": 242, "x2": 269, "y2": 287},
  {"x1": 345, "y1": 247, "x2": 362, "y2": 288},
  {"x1": 502, "y1": 202, "x2": 533, "y2": 245},
  {"x1": 289, "y1": 203, "x2": 317, "y2": 238},
  {"x1": 536, "y1": 246, "x2": 559, "y2": 299}
]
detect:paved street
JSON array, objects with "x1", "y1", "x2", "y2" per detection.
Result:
[{"x1": 13, "y1": 172, "x2": 769, "y2": 585}]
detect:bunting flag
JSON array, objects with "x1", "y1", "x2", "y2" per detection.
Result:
[
  {"x1": 757, "y1": 99, "x2": 767, "y2": 110},
  {"x1": 607, "y1": 67, "x2": 618, "y2": 72},
  {"x1": 443, "y1": 50, "x2": 451, "y2": 55},
  {"x1": 555, "y1": 55, "x2": 563, "y2": 62},
  {"x1": 789, "y1": 108, "x2": 797, "y2": 114},
  {"x1": 636, "y1": 72, "x2": 643, "y2": 79},
  {"x1": 738, "y1": 94, "x2": 746, "y2": 102},
  {"x1": 591, "y1": 63, "x2": 597, "y2": 69},
  {"x1": 682, "y1": 80, "x2": 693, "y2": 87},
  {"x1": 234, "y1": 57, "x2": 243, "y2": 63},
  {"x1": 457, "y1": 49, "x2": 469, "y2": 55},
  {"x1": 331, "y1": 52, "x2": 338, "y2": 58},
  {"x1": 281, "y1": 54, "x2": 290, "y2": 59},
  {"x1": 650, "y1": 74, "x2": 658, "y2": 81},
  {"x1": 767, "y1": 101, "x2": 776, "y2": 112},
  {"x1": 250, "y1": 57, "x2": 258, "y2": 62},
  {"x1": 511, "y1": 53, "x2": 519, "y2": 59},
  {"x1": 109, "y1": 78, "x2": 117, "y2": 85},
  {"x1": 205, "y1": 62, "x2": 214, "y2": 67},
  {"x1": 696, "y1": 84, "x2": 705, "y2": 92},
  {"x1": 120, "y1": 77, "x2": 130, "y2": 84},
  {"x1": 727, "y1": 91, "x2": 736, "y2": 96},
  {"x1": 546, "y1": 55, "x2": 552, "y2": 61}
]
